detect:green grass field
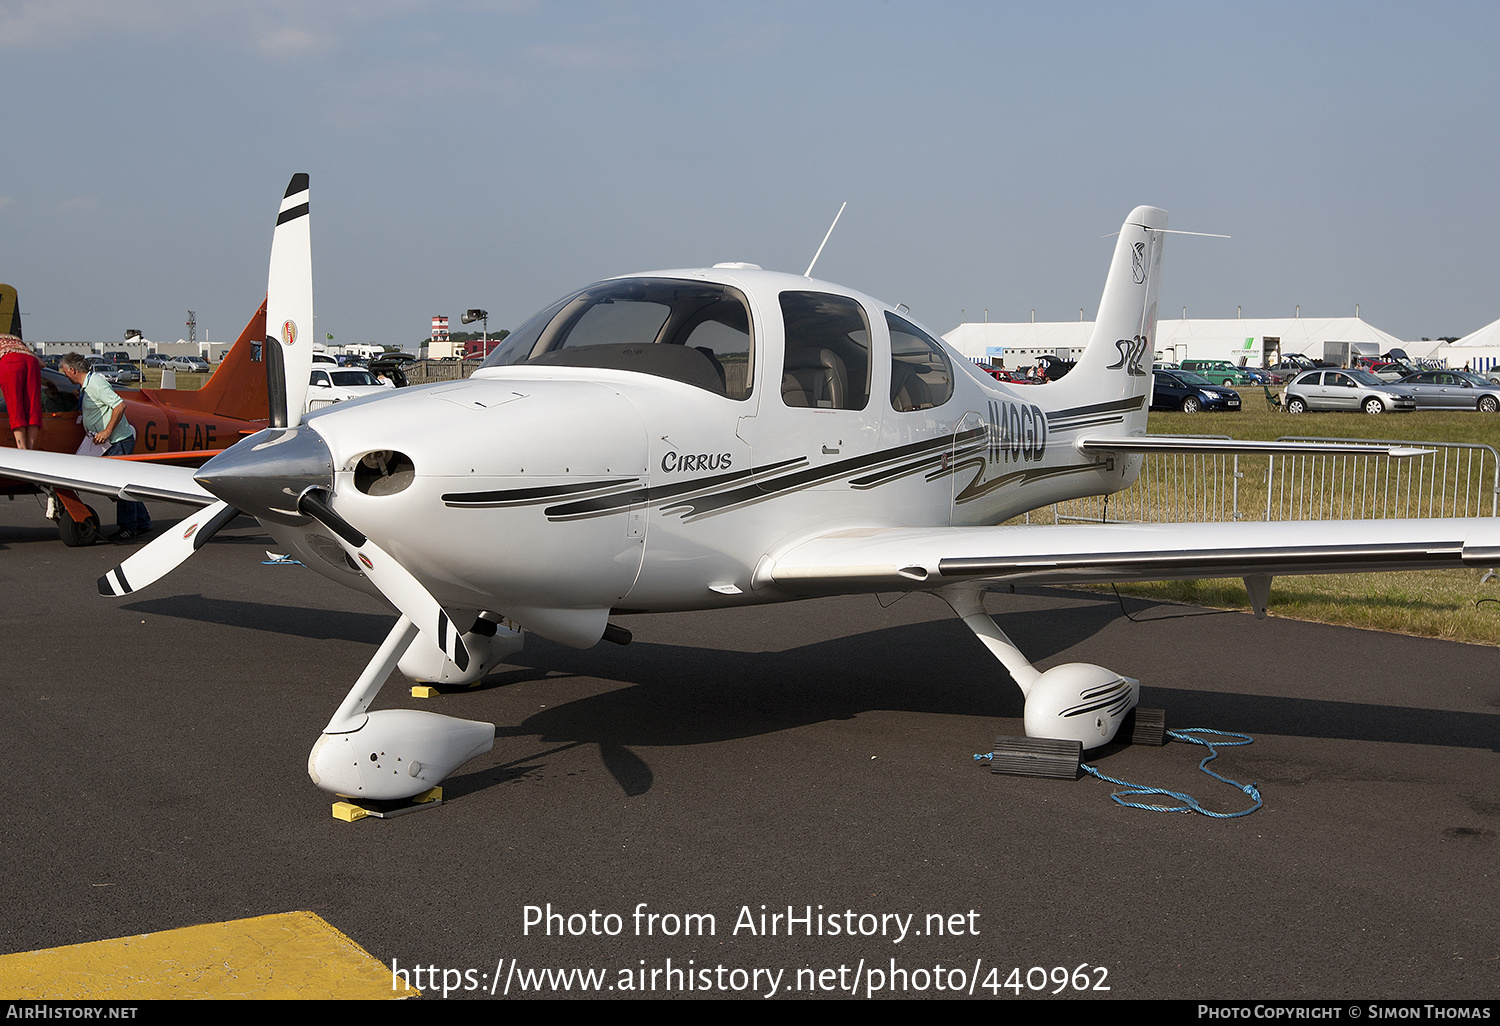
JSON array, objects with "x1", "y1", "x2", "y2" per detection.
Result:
[
  {"x1": 1101, "y1": 396, "x2": 1500, "y2": 646},
  {"x1": 135, "y1": 368, "x2": 209, "y2": 390}
]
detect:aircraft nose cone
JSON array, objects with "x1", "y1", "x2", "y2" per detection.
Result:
[{"x1": 196, "y1": 426, "x2": 335, "y2": 525}]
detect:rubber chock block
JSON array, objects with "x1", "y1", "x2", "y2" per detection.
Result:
[
  {"x1": 989, "y1": 736, "x2": 1083, "y2": 780},
  {"x1": 1121, "y1": 707, "x2": 1167, "y2": 747},
  {"x1": 332, "y1": 802, "x2": 369, "y2": 823},
  {"x1": 411, "y1": 683, "x2": 482, "y2": 697},
  {"x1": 331, "y1": 787, "x2": 443, "y2": 822}
]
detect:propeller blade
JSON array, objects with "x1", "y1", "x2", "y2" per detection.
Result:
[
  {"x1": 97, "y1": 500, "x2": 241, "y2": 597},
  {"x1": 297, "y1": 490, "x2": 474, "y2": 672},
  {"x1": 267, "y1": 173, "x2": 314, "y2": 429}
]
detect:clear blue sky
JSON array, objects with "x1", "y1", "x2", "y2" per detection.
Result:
[{"x1": 3, "y1": 1, "x2": 1496, "y2": 346}]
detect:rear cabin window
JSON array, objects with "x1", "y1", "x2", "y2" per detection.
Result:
[
  {"x1": 479, "y1": 279, "x2": 754, "y2": 400},
  {"x1": 778, "y1": 291, "x2": 871, "y2": 410},
  {"x1": 886, "y1": 311, "x2": 953, "y2": 412}
]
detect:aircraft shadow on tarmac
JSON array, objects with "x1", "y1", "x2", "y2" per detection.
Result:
[
  {"x1": 125, "y1": 593, "x2": 395, "y2": 644},
  {"x1": 124, "y1": 589, "x2": 1500, "y2": 800},
  {"x1": 468, "y1": 607, "x2": 1500, "y2": 799},
  {"x1": 0, "y1": 525, "x2": 63, "y2": 547}
]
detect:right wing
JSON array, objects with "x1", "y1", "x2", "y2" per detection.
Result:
[
  {"x1": 762, "y1": 518, "x2": 1500, "y2": 594},
  {"x1": 0, "y1": 448, "x2": 215, "y2": 507}
]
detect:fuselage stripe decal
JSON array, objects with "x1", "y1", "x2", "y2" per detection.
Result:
[
  {"x1": 442, "y1": 478, "x2": 641, "y2": 507},
  {"x1": 1045, "y1": 396, "x2": 1146, "y2": 423},
  {"x1": 952, "y1": 462, "x2": 1102, "y2": 505},
  {"x1": 1047, "y1": 415, "x2": 1126, "y2": 432},
  {"x1": 546, "y1": 429, "x2": 986, "y2": 521}
]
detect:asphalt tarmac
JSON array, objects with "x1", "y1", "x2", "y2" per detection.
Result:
[{"x1": 1, "y1": 495, "x2": 1497, "y2": 1001}]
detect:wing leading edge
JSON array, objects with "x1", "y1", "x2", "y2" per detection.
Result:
[
  {"x1": 0, "y1": 448, "x2": 214, "y2": 507},
  {"x1": 763, "y1": 518, "x2": 1500, "y2": 593}
]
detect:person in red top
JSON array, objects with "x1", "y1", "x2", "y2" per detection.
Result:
[{"x1": 0, "y1": 333, "x2": 42, "y2": 449}]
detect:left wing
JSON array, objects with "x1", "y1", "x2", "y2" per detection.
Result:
[
  {"x1": 0, "y1": 448, "x2": 214, "y2": 506},
  {"x1": 763, "y1": 518, "x2": 1500, "y2": 593}
]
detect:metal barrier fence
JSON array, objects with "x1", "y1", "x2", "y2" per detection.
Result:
[
  {"x1": 1040, "y1": 437, "x2": 1500, "y2": 525},
  {"x1": 404, "y1": 361, "x2": 479, "y2": 385}
]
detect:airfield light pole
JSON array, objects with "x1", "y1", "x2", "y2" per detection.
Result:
[{"x1": 462, "y1": 309, "x2": 489, "y2": 358}]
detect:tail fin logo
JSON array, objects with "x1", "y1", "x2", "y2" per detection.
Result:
[
  {"x1": 1107, "y1": 335, "x2": 1150, "y2": 376},
  {"x1": 281, "y1": 320, "x2": 298, "y2": 347},
  {"x1": 1131, "y1": 242, "x2": 1146, "y2": 284}
]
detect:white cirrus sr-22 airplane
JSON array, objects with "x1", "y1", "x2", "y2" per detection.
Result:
[{"x1": 5, "y1": 174, "x2": 1496, "y2": 804}]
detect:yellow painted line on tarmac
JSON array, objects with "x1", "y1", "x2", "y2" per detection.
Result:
[{"x1": 0, "y1": 911, "x2": 417, "y2": 1000}]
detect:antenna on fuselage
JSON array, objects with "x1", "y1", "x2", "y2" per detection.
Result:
[{"x1": 804, "y1": 201, "x2": 847, "y2": 278}]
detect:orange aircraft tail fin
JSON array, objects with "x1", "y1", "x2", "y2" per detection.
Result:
[{"x1": 143, "y1": 301, "x2": 270, "y2": 422}]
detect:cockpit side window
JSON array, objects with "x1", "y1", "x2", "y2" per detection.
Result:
[
  {"x1": 479, "y1": 279, "x2": 754, "y2": 400},
  {"x1": 778, "y1": 291, "x2": 870, "y2": 411},
  {"x1": 886, "y1": 311, "x2": 953, "y2": 412}
]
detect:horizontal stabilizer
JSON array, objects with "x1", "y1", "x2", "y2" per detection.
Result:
[{"x1": 1075, "y1": 435, "x2": 1434, "y2": 458}]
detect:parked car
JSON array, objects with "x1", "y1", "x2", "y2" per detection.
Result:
[
  {"x1": 305, "y1": 366, "x2": 396, "y2": 413},
  {"x1": 1283, "y1": 369, "x2": 1417, "y2": 414},
  {"x1": 1151, "y1": 370, "x2": 1241, "y2": 412},
  {"x1": 142, "y1": 354, "x2": 169, "y2": 368},
  {"x1": 1181, "y1": 359, "x2": 1255, "y2": 386},
  {"x1": 1267, "y1": 354, "x2": 1326, "y2": 377},
  {"x1": 1355, "y1": 357, "x2": 1417, "y2": 382},
  {"x1": 1032, "y1": 354, "x2": 1075, "y2": 382},
  {"x1": 1393, "y1": 370, "x2": 1500, "y2": 412},
  {"x1": 366, "y1": 358, "x2": 410, "y2": 388},
  {"x1": 163, "y1": 356, "x2": 211, "y2": 373},
  {"x1": 95, "y1": 362, "x2": 141, "y2": 384}
]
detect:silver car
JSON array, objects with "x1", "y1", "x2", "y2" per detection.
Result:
[
  {"x1": 95, "y1": 362, "x2": 141, "y2": 384},
  {"x1": 1283, "y1": 369, "x2": 1417, "y2": 415},
  {"x1": 1393, "y1": 370, "x2": 1500, "y2": 412}
]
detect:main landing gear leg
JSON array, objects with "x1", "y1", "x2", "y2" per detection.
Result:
[
  {"x1": 939, "y1": 585, "x2": 1164, "y2": 779},
  {"x1": 307, "y1": 615, "x2": 496, "y2": 814}
]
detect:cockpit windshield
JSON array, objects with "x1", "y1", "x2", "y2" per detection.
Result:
[{"x1": 480, "y1": 278, "x2": 754, "y2": 399}]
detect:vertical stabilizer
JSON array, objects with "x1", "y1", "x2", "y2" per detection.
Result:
[
  {"x1": 139, "y1": 301, "x2": 270, "y2": 423},
  {"x1": 1042, "y1": 206, "x2": 1166, "y2": 435},
  {"x1": 267, "y1": 174, "x2": 313, "y2": 427}
]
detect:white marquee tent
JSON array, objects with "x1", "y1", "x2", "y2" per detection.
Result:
[
  {"x1": 943, "y1": 315, "x2": 1407, "y2": 368},
  {"x1": 1430, "y1": 318, "x2": 1500, "y2": 374}
]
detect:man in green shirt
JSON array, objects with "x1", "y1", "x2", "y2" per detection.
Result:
[{"x1": 60, "y1": 353, "x2": 152, "y2": 540}]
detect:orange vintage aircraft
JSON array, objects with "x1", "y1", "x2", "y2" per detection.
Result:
[{"x1": 0, "y1": 284, "x2": 270, "y2": 544}]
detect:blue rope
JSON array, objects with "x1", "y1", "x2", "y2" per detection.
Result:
[
  {"x1": 1083, "y1": 728, "x2": 1262, "y2": 818},
  {"x1": 974, "y1": 728, "x2": 1263, "y2": 818}
]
